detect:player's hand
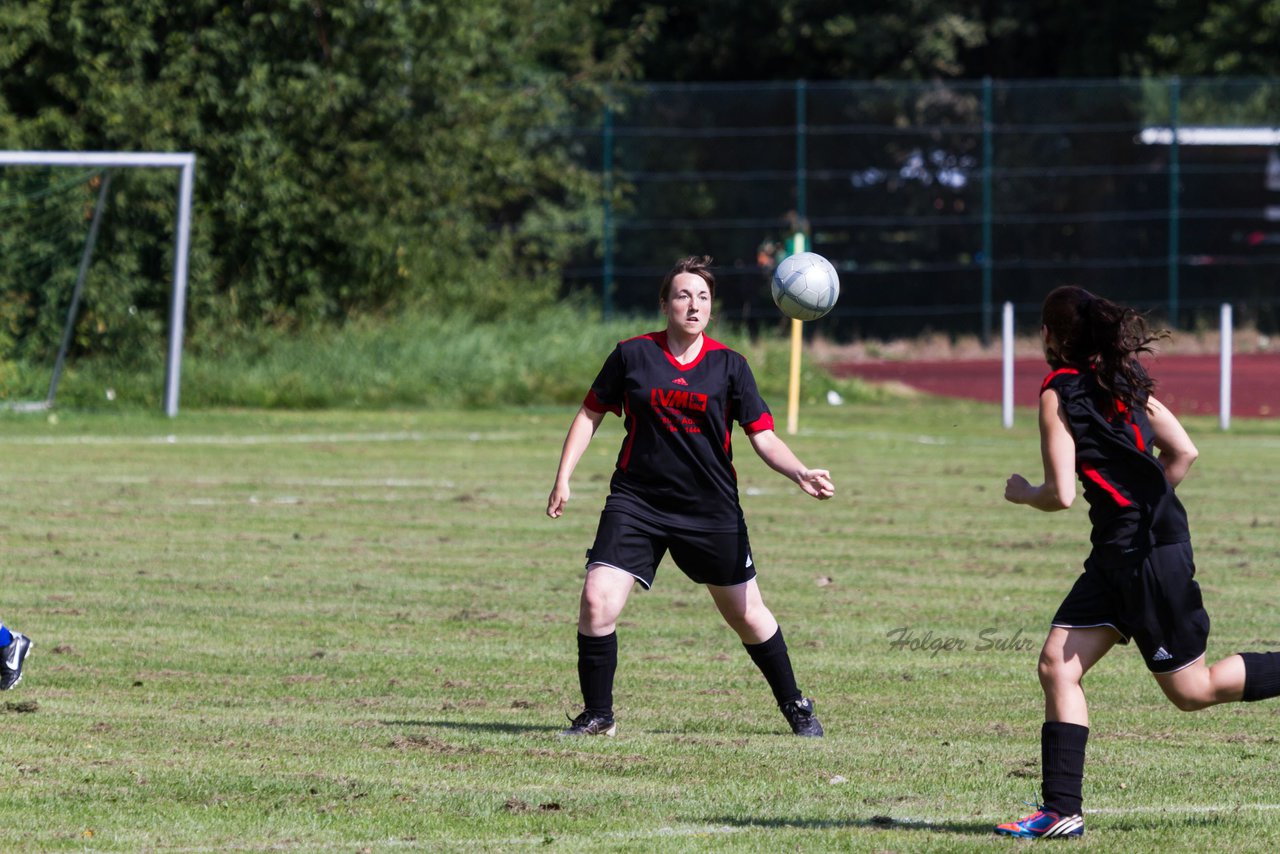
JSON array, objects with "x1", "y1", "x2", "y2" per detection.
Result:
[
  {"x1": 547, "y1": 484, "x2": 570, "y2": 518},
  {"x1": 797, "y1": 468, "x2": 835, "y2": 500},
  {"x1": 1004, "y1": 474, "x2": 1032, "y2": 504}
]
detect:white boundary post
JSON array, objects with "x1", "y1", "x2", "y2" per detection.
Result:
[
  {"x1": 1001, "y1": 301, "x2": 1014, "y2": 428},
  {"x1": 1220, "y1": 303, "x2": 1232, "y2": 431},
  {"x1": 0, "y1": 151, "x2": 196, "y2": 417}
]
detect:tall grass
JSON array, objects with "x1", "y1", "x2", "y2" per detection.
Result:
[{"x1": 16, "y1": 304, "x2": 885, "y2": 411}]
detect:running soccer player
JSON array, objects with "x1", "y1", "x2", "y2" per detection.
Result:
[
  {"x1": 0, "y1": 623, "x2": 32, "y2": 690},
  {"x1": 546, "y1": 255, "x2": 835, "y2": 738},
  {"x1": 997, "y1": 285, "x2": 1280, "y2": 839}
]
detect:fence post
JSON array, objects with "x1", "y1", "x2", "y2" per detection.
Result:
[
  {"x1": 981, "y1": 77, "x2": 995, "y2": 347},
  {"x1": 1220, "y1": 302, "x2": 1232, "y2": 431},
  {"x1": 795, "y1": 79, "x2": 807, "y2": 225},
  {"x1": 601, "y1": 102, "x2": 615, "y2": 320},
  {"x1": 1002, "y1": 302, "x2": 1014, "y2": 428},
  {"x1": 1167, "y1": 77, "x2": 1181, "y2": 329}
]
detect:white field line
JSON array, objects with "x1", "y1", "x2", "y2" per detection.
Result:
[
  {"x1": 0, "y1": 430, "x2": 528, "y2": 447},
  {"x1": 77, "y1": 475, "x2": 454, "y2": 488},
  {"x1": 0, "y1": 426, "x2": 966, "y2": 451},
  {"x1": 0, "y1": 474, "x2": 460, "y2": 493},
  {"x1": 2, "y1": 425, "x2": 1277, "y2": 452},
  {"x1": 0, "y1": 425, "x2": 997, "y2": 449},
  {"x1": 1086, "y1": 802, "x2": 1280, "y2": 816}
]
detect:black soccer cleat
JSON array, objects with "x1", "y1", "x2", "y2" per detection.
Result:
[
  {"x1": 780, "y1": 696, "x2": 824, "y2": 737},
  {"x1": 0, "y1": 632, "x2": 32, "y2": 690},
  {"x1": 559, "y1": 710, "x2": 617, "y2": 737}
]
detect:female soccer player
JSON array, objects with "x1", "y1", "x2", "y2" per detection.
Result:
[
  {"x1": 546, "y1": 255, "x2": 835, "y2": 738},
  {"x1": 997, "y1": 286, "x2": 1280, "y2": 839}
]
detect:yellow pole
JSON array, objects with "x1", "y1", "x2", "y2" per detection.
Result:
[
  {"x1": 787, "y1": 317, "x2": 802, "y2": 435},
  {"x1": 785, "y1": 233, "x2": 806, "y2": 435}
]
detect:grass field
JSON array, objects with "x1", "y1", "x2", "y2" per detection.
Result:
[{"x1": 1, "y1": 400, "x2": 1279, "y2": 851}]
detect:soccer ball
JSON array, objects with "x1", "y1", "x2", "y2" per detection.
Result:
[{"x1": 771, "y1": 252, "x2": 840, "y2": 321}]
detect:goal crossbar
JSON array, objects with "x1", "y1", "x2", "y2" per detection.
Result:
[{"x1": 0, "y1": 151, "x2": 195, "y2": 417}]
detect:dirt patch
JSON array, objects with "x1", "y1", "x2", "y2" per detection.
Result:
[{"x1": 388, "y1": 734, "x2": 485, "y2": 754}]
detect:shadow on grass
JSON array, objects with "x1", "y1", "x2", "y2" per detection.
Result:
[
  {"x1": 381, "y1": 719, "x2": 551, "y2": 735},
  {"x1": 708, "y1": 815, "x2": 996, "y2": 836}
]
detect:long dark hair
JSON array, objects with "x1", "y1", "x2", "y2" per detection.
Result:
[{"x1": 1041, "y1": 285, "x2": 1168, "y2": 410}]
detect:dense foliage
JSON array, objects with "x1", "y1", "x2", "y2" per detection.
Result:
[
  {"x1": 603, "y1": 1, "x2": 1280, "y2": 81},
  {"x1": 1, "y1": 0, "x2": 1278, "y2": 369},
  {"x1": 0, "y1": 0, "x2": 648, "y2": 362}
]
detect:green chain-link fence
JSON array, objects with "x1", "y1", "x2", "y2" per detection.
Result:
[{"x1": 563, "y1": 77, "x2": 1280, "y2": 340}]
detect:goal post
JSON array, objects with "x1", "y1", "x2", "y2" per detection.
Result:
[{"x1": 0, "y1": 151, "x2": 195, "y2": 417}]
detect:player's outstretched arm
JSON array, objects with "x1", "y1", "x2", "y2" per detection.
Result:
[
  {"x1": 547, "y1": 405, "x2": 606, "y2": 518},
  {"x1": 1005, "y1": 388, "x2": 1076, "y2": 511},
  {"x1": 747, "y1": 429, "x2": 835, "y2": 500}
]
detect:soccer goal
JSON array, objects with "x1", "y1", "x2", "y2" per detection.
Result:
[{"x1": 0, "y1": 151, "x2": 194, "y2": 417}]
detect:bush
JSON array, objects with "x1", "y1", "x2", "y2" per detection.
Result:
[{"x1": 22, "y1": 304, "x2": 883, "y2": 412}]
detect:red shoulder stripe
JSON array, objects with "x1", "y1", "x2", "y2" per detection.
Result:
[{"x1": 1040, "y1": 367, "x2": 1080, "y2": 394}]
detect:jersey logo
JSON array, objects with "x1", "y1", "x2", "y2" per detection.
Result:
[
  {"x1": 671, "y1": 377, "x2": 688, "y2": 386},
  {"x1": 745, "y1": 553, "x2": 753, "y2": 568},
  {"x1": 651, "y1": 387, "x2": 707, "y2": 412},
  {"x1": 1152, "y1": 647, "x2": 1173, "y2": 662},
  {"x1": 650, "y1": 387, "x2": 709, "y2": 435}
]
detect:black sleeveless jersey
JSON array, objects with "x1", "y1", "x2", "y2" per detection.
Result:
[
  {"x1": 1042, "y1": 367, "x2": 1190, "y2": 567},
  {"x1": 583, "y1": 331, "x2": 774, "y2": 531}
]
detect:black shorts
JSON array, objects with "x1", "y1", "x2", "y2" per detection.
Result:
[
  {"x1": 1052, "y1": 540, "x2": 1210, "y2": 674},
  {"x1": 585, "y1": 509, "x2": 757, "y2": 590}
]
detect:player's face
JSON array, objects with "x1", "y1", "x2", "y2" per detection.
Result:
[{"x1": 662, "y1": 273, "x2": 712, "y2": 337}]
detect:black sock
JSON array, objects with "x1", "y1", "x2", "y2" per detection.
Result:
[
  {"x1": 577, "y1": 632, "x2": 617, "y2": 717},
  {"x1": 1041, "y1": 721, "x2": 1088, "y2": 817},
  {"x1": 1240, "y1": 652, "x2": 1280, "y2": 701},
  {"x1": 743, "y1": 627, "x2": 802, "y2": 707}
]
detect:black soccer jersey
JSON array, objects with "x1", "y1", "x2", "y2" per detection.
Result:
[
  {"x1": 583, "y1": 331, "x2": 774, "y2": 531},
  {"x1": 1042, "y1": 367, "x2": 1190, "y2": 567}
]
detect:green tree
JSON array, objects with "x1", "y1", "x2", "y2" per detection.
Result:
[
  {"x1": 1141, "y1": 0, "x2": 1280, "y2": 75},
  {"x1": 596, "y1": 1, "x2": 1280, "y2": 81},
  {"x1": 0, "y1": 0, "x2": 640, "y2": 362}
]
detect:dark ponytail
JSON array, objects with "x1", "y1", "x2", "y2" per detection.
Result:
[{"x1": 1041, "y1": 286, "x2": 1168, "y2": 410}]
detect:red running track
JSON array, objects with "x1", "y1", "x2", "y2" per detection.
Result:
[{"x1": 830, "y1": 353, "x2": 1280, "y2": 418}]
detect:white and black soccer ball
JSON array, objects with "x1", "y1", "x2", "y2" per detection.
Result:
[{"x1": 771, "y1": 252, "x2": 840, "y2": 321}]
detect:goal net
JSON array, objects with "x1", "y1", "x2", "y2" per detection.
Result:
[{"x1": 0, "y1": 152, "x2": 194, "y2": 416}]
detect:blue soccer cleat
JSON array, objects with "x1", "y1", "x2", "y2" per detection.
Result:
[
  {"x1": 995, "y1": 806, "x2": 1084, "y2": 839},
  {"x1": 0, "y1": 632, "x2": 32, "y2": 690}
]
